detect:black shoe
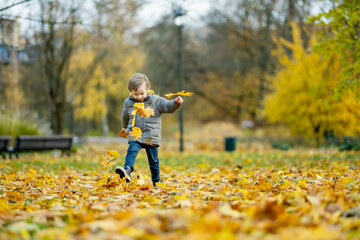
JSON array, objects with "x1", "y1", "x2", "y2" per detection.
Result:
[
  {"x1": 153, "y1": 179, "x2": 163, "y2": 187},
  {"x1": 115, "y1": 166, "x2": 132, "y2": 182}
]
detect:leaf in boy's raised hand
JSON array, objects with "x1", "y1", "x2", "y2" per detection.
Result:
[
  {"x1": 165, "y1": 90, "x2": 193, "y2": 98},
  {"x1": 130, "y1": 127, "x2": 142, "y2": 141}
]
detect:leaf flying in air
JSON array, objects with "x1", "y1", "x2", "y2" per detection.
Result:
[{"x1": 101, "y1": 150, "x2": 120, "y2": 167}]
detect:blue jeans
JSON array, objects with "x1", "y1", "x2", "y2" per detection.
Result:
[{"x1": 124, "y1": 141, "x2": 160, "y2": 185}]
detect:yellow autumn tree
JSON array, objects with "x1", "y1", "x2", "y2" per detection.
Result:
[
  {"x1": 73, "y1": 66, "x2": 110, "y2": 121},
  {"x1": 67, "y1": 30, "x2": 144, "y2": 134},
  {"x1": 76, "y1": 48, "x2": 144, "y2": 120},
  {"x1": 265, "y1": 22, "x2": 360, "y2": 138}
]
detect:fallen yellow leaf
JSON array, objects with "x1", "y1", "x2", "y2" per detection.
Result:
[{"x1": 59, "y1": 190, "x2": 73, "y2": 198}]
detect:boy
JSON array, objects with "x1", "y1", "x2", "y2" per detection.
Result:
[{"x1": 116, "y1": 73, "x2": 183, "y2": 186}]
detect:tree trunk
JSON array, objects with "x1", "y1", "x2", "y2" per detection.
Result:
[
  {"x1": 55, "y1": 102, "x2": 64, "y2": 134},
  {"x1": 10, "y1": 48, "x2": 19, "y2": 116},
  {"x1": 39, "y1": 0, "x2": 77, "y2": 134},
  {"x1": 286, "y1": 0, "x2": 296, "y2": 42},
  {"x1": 257, "y1": 1, "x2": 273, "y2": 125}
]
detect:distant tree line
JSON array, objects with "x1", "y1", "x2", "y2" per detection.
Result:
[{"x1": 1, "y1": 0, "x2": 359, "y2": 138}]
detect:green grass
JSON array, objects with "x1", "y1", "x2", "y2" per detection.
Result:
[{"x1": 1, "y1": 146, "x2": 359, "y2": 175}]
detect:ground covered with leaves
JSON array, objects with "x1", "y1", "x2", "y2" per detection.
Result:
[{"x1": 1, "y1": 146, "x2": 360, "y2": 239}]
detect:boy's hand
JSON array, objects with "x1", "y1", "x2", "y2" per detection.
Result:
[
  {"x1": 119, "y1": 128, "x2": 129, "y2": 139},
  {"x1": 175, "y1": 96, "x2": 183, "y2": 105}
]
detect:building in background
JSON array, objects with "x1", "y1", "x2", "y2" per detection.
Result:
[
  {"x1": 0, "y1": 18, "x2": 22, "y2": 47},
  {"x1": 0, "y1": 17, "x2": 35, "y2": 64}
]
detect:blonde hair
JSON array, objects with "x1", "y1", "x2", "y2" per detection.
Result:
[{"x1": 128, "y1": 73, "x2": 150, "y2": 91}]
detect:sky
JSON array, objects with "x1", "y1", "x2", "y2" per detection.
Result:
[
  {"x1": 2, "y1": 0, "x2": 331, "y2": 37},
  {"x1": 138, "y1": 0, "x2": 212, "y2": 28},
  {"x1": 1, "y1": 0, "x2": 213, "y2": 36}
]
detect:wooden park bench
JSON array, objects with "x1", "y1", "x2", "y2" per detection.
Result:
[
  {"x1": 8, "y1": 135, "x2": 73, "y2": 159},
  {"x1": 0, "y1": 136, "x2": 13, "y2": 159}
]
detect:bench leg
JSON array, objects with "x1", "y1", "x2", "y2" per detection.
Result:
[
  {"x1": 60, "y1": 150, "x2": 71, "y2": 157},
  {"x1": 0, "y1": 152, "x2": 6, "y2": 159}
]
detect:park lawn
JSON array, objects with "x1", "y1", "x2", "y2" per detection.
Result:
[{"x1": 0, "y1": 146, "x2": 360, "y2": 239}]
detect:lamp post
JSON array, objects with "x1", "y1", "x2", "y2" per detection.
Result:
[{"x1": 174, "y1": 8, "x2": 185, "y2": 152}]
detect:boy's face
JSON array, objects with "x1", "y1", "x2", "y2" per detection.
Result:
[{"x1": 131, "y1": 82, "x2": 148, "y2": 102}]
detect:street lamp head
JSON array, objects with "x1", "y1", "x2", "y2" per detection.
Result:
[
  {"x1": 174, "y1": 16, "x2": 184, "y2": 27},
  {"x1": 174, "y1": 8, "x2": 185, "y2": 27}
]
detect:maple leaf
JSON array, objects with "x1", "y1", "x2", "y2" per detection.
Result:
[
  {"x1": 132, "y1": 103, "x2": 154, "y2": 118},
  {"x1": 129, "y1": 126, "x2": 142, "y2": 141},
  {"x1": 101, "y1": 150, "x2": 120, "y2": 167},
  {"x1": 165, "y1": 90, "x2": 193, "y2": 98},
  {"x1": 6, "y1": 190, "x2": 25, "y2": 201},
  {"x1": 59, "y1": 190, "x2": 73, "y2": 198},
  {"x1": 130, "y1": 103, "x2": 145, "y2": 126},
  {"x1": 130, "y1": 103, "x2": 154, "y2": 126},
  {"x1": 143, "y1": 107, "x2": 155, "y2": 118},
  {"x1": 26, "y1": 168, "x2": 37, "y2": 180},
  {"x1": 134, "y1": 102, "x2": 145, "y2": 109},
  {"x1": 118, "y1": 129, "x2": 129, "y2": 139},
  {"x1": 106, "y1": 150, "x2": 120, "y2": 159},
  {"x1": 133, "y1": 103, "x2": 145, "y2": 116},
  {"x1": 101, "y1": 155, "x2": 116, "y2": 167},
  {"x1": 145, "y1": 138, "x2": 155, "y2": 146},
  {"x1": 2, "y1": 148, "x2": 360, "y2": 240}
]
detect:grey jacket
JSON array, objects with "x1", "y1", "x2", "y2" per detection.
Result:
[{"x1": 122, "y1": 92, "x2": 181, "y2": 146}]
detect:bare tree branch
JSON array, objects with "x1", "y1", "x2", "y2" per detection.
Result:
[{"x1": 0, "y1": 0, "x2": 31, "y2": 12}]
